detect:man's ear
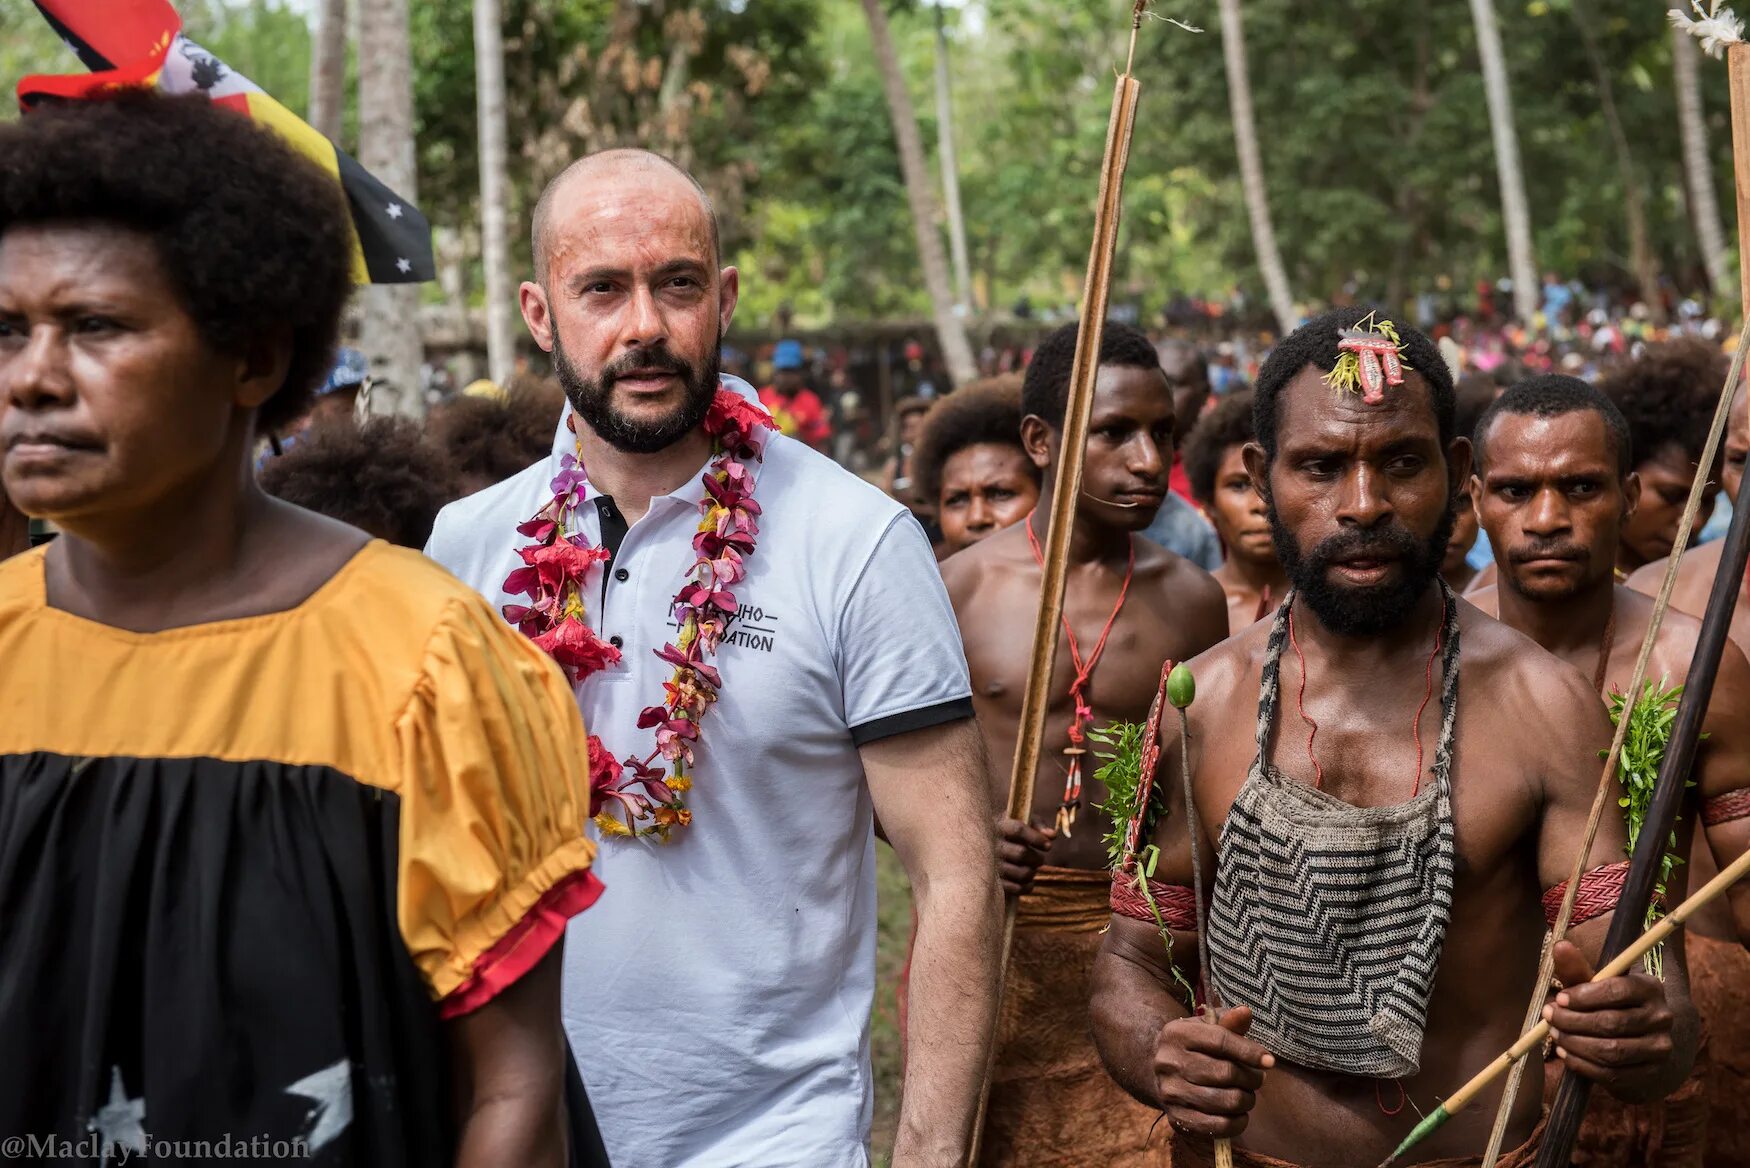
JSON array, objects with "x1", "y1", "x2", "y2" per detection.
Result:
[
  {"x1": 1242, "y1": 441, "x2": 1271, "y2": 503},
  {"x1": 235, "y1": 325, "x2": 293, "y2": 411},
  {"x1": 1020, "y1": 415, "x2": 1055, "y2": 472},
  {"x1": 718, "y1": 265, "x2": 740, "y2": 336},
  {"x1": 520, "y1": 280, "x2": 555, "y2": 352},
  {"x1": 1446, "y1": 435, "x2": 1474, "y2": 497},
  {"x1": 1623, "y1": 470, "x2": 1642, "y2": 521}
]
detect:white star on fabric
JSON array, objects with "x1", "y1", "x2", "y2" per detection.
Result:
[
  {"x1": 395, "y1": 257, "x2": 413, "y2": 274},
  {"x1": 87, "y1": 1066, "x2": 147, "y2": 1155},
  {"x1": 285, "y1": 1059, "x2": 354, "y2": 1153},
  {"x1": 385, "y1": 202, "x2": 404, "y2": 220}
]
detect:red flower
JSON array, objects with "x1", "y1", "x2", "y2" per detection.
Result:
[
  {"x1": 533, "y1": 616, "x2": 622, "y2": 682},
  {"x1": 704, "y1": 389, "x2": 775, "y2": 456},
  {"x1": 586, "y1": 734, "x2": 624, "y2": 818},
  {"x1": 655, "y1": 641, "x2": 722, "y2": 689}
]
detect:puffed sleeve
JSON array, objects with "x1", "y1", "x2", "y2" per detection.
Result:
[{"x1": 393, "y1": 594, "x2": 603, "y2": 1017}]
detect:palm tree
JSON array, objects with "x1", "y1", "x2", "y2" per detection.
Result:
[
  {"x1": 473, "y1": 0, "x2": 517, "y2": 387},
  {"x1": 1573, "y1": 2, "x2": 1666, "y2": 325},
  {"x1": 934, "y1": 1, "x2": 973, "y2": 313},
  {"x1": 1217, "y1": 0, "x2": 1295, "y2": 334},
  {"x1": 860, "y1": 0, "x2": 978, "y2": 388},
  {"x1": 356, "y1": 0, "x2": 424, "y2": 416},
  {"x1": 306, "y1": 0, "x2": 347, "y2": 142},
  {"x1": 1469, "y1": 0, "x2": 1538, "y2": 324},
  {"x1": 1673, "y1": 25, "x2": 1731, "y2": 298}
]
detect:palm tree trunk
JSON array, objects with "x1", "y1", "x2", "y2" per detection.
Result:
[
  {"x1": 1218, "y1": 0, "x2": 1295, "y2": 335},
  {"x1": 356, "y1": 0, "x2": 425, "y2": 416},
  {"x1": 1574, "y1": 3, "x2": 1666, "y2": 325},
  {"x1": 1674, "y1": 26, "x2": 1731, "y2": 298},
  {"x1": 860, "y1": 0, "x2": 978, "y2": 388},
  {"x1": 307, "y1": 0, "x2": 347, "y2": 142},
  {"x1": 1470, "y1": 0, "x2": 1539, "y2": 323},
  {"x1": 934, "y1": 2, "x2": 973, "y2": 313},
  {"x1": 473, "y1": 0, "x2": 516, "y2": 387}
]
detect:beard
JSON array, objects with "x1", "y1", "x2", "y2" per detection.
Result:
[
  {"x1": 554, "y1": 333, "x2": 721, "y2": 454},
  {"x1": 1271, "y1": 503, "x2": 1456, "y2": 637}
]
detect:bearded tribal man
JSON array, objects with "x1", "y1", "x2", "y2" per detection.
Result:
[
  {"x1": 1467, "y1": 374, "x2": 1750, "y2": 1166},
  {"x1": 1182, "y1": 390, "x2": 1287, "y2": 633},
  {"x1": 425, "y1": 150, "x2": 1003, "y2": 1168},
  {"x1": 942, "y1": 320, "x2": 1228, "y2": 1166},
  {"x1": 1, "y1": 92, "x2": 608, "y2": 1166},
  {"x1": 1628, "y1": 383, "x2": 1750, "y2": 659},
  {"x1": 912, "y1": 375, "x2": 1040, "y2": 556},
  {"x1": 1089, "y1": 309, "x2": 1696, "y2": 1168}
]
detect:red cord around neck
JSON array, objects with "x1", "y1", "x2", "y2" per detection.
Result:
[{"x1": 1286, "y1": 598, "x2": 1444, "y2": 796}]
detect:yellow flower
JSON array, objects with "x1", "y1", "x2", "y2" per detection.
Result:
[{"x1": 594, "y1": 811, "x2": 633, "y2": 837}]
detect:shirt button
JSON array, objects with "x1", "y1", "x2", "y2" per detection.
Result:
[
  {"x1": 609, "y1": 635, "x2": 624, "y2": 649},
  {"x1": 615, "y1": 568, "x2": 630, "y2": 582}
]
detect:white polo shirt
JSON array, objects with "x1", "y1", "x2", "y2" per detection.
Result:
[{"x1": 425, "y1": 376, "x2": 973, "y2": 1168}]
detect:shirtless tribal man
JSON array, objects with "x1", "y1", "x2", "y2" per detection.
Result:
[
  {"x1": 1090, "y1": 309, "x2": 1697, "y2": 1168},
  {"x1": 1468, "y1": 373, "x2": 1750, "y2": 1166},
  {"x1": 943, "y1": 320, "x2": 1228, "y2": 1165},
  {"x1": 1628, "y1": 381, "x2": 1750, "y2": 659}
]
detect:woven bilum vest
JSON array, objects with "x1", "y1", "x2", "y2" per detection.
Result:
[{"x1": 1205, "y1": 585, "x2": 1459, "y2": 1078}]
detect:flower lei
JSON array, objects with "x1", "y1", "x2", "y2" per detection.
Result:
[{"x1": 503, "y1": 387, "x2": 775, "y2": 841}]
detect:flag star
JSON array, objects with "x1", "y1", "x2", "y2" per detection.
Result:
[
  {"x1": 396, "y1": 258, "x2": 413, "y2": 275},
  {"x1": 385, "y1": 203, "x2": 404, "y2": 220},
  {"x1": 88, "y1": 1067, "x2": 148, "y2": 1155}
]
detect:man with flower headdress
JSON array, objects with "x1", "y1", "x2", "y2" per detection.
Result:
[
  {"x1": 1089, "y1": 308, "x2": 1696, "y2": 1168},
  {"x1": 426, "y1": 148, "x2": 1003, "y2": 1168}
]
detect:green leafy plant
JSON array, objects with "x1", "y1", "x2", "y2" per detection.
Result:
[
  {"x1": 1605, "y1": 677, "x2": 1693, "y2": 979},
  {"x1": 1090, "y1": 720, "x2": 1152, "y2": 872},
  {"x1": 1091, "y1": 720, "x2": 1196, "y2": 1007}
]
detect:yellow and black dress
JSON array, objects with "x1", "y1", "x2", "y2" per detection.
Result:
[{"x1": 0, "y1": 541, "x2": 603, "y2": 1164}]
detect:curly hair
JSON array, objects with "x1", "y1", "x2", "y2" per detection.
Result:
[
  {"x1": 428, "y1": 384, "x2": 566, "y2": 492},
  {"x1": 1598, "y1": 339, "x2": 1727, "y2": 478},
  {"x1": 912, "y1": 375, "x2": 1037, "y2": 506},
  {"x1": 1021, "y1": 319, "x2": 1161, "y2": 429},
  {"x1": 259, "y1": 418, "x2": 458, "y2": 548},
  {"x1": 1475, "y1": 374, "x2": 1632, "y2": 478},
  {"x1": 1182, "y1": 391, "x2": 1256, "y2": 506},
  {"x1": 0, "y1": 90, "x2": 354, "y2": 435},
  {"x1": 1252, "y1": 307, "x2": 1454, "y2": 461}
]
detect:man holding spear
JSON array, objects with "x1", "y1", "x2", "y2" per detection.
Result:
[
  {"x1": 1466, "y1": 373, "x2": 1750, "y2": 1165},
  {"x1": 1089, "y1": 309, "x2": 1697, "y2": 1167},
  {"x1": 943, "y1": 318, "x2": 1227, "y2": 1165}
]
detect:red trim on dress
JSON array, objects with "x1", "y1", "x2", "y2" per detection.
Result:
[
  {"x1": 1703, "y1": 787, "x2": 1750, "y2": 827},
  {"x1": 438, "y1": 868, "x2": 605, "y2": 1019},
  {"x1": 1109, "y1": 871, "x2": 1199, "y2": 931},
  {"x1": 1541, "y1": 860, "x2": 1631, "y2": 928}
]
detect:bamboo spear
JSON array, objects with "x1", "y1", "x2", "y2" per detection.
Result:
[
  {"x1": 1378, "y1": 833, "x2": 1750, "y2": 1168},
  {"x1": 965, "y1": 6, "x2": 1149, "y2": 1161}
]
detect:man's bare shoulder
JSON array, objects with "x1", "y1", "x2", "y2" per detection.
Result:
[
  {"x1": 1465, "y1": 584, "x2": 1500, "y2": 617},
  {"x1": 938, "y1": 523, "x2": 1031, "y2": 603},
  {"x1": 1133, "y1": 537, "x2": 1229, "y2": 624},
  {"x1": 1457, "y1": 598, "x2": 1611, "y2": 764},
  {"x1": 1627, "y1": 540, "x2": 1723, "y2": 600},
  {"x1": 1180, "y1": 616, "x2": 1271, "y2": 716}
]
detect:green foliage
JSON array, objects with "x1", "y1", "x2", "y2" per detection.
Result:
[
  {"x1": 1605, "y1": 676, "x2": 1692, "y2": 978},
  {"x1": 1090, "y1": 719, "x2": 1152, "y2": 871},
  {"x1": 0, "y1": 0, "x2": 1738, "y2": 324}
]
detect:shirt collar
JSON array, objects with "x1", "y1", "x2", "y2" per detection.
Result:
[{"x1": 548, "y1": 373, "x2": 771, "y2": 514}]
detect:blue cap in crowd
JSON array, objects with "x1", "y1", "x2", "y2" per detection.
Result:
[
  {"x1": 773, "y1": 339, "x2": 804, "y2": 371},
  {"x1": 319, "y1": 347, "x2": 370, "y2": 396}
]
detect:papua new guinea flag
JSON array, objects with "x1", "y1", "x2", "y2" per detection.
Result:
[{"x1": 18, "y1": 0, "x2": 435, "y2": 285}]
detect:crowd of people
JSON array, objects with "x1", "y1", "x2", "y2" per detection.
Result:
[{"x1": 10, "y1": 85, "x2": 1750, "y2": 1168}]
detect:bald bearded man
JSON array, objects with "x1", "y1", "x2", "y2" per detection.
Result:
[{"x1": 426, "y1": 150, "x2": 1003, "y2": 1168}]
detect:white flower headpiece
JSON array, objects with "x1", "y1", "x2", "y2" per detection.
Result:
[{"x1": 1670, "y1": 1, "x2": 1745, "y2": 59}]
